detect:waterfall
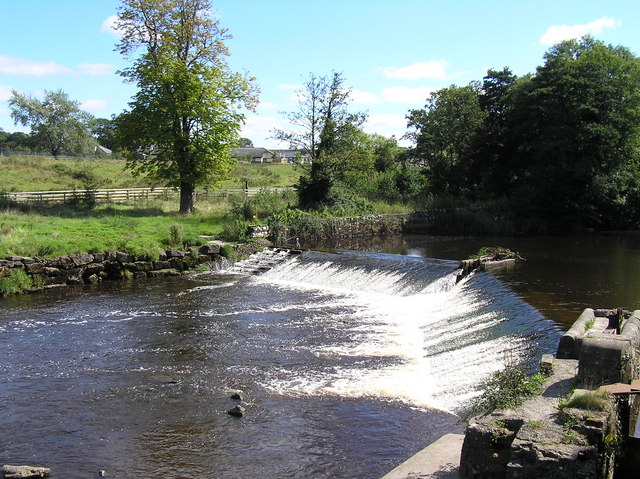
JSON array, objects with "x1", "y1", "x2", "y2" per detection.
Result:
[{"x1": 224, "y1": 249, "x2": 557, "y2": 413}]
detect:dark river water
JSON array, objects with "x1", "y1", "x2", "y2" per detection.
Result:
[{"x1": 1, "y1": 233, "x2": 638, "y2": 478}]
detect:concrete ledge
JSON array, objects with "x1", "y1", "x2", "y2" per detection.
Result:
[
  {"x1": 380, "y1": 433, "x2": 464, "y2": 479},
  {"x1": 557, "y1": 308, "x2": 595, "y2": 359}
]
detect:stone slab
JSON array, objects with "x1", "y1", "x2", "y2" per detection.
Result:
[{"x1": 380, "y1": 433, "x2": 464, "y2": 479}]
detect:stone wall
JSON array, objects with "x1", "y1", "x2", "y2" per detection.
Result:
[
  {"x1": 0, "y1": 243, "x2": 225, "y2": 296},
  {"x1": 460, "y1": 307, "x2": 640, "y2": 478}
]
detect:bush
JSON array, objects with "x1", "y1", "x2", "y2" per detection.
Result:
[
  {"x1": 0, "y1": 269, "x2": 33, "y2": 296},
  {"x1": 323, "y1": 190, "x2": 374, "y2": 217},
  {"x1": 168, "y1": 223, "x2": 184, "y2": 246},
  {"x1": 221, "y1": 218, "x2": 250, "y2": 242},
  {"x1": 230, "y1": 189, "x2": 297, "y2": 221},
  {"x1": 564, "y1": 390, "x2": 612, "y2": 411},
  {"x1": 466, "y1": 364, "x2": 546, "y2": 417},
  {"x1": 219, "y1": 243, "x2": 235, "y2": 261}
]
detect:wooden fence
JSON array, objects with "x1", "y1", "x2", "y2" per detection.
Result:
[{"x1": 2, "y1": 186, "x2": 293, "y2": 204}]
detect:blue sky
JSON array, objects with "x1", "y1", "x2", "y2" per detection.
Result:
[{"x1": 1, "y1": 0, "x2": 639, "y2": 148}]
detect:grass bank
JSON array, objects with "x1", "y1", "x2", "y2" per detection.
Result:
[
  {"x1": 0, "y1": 199, "x2": 228, "y2": 258},
  {"x1": 0, "y1": 155, "x2": 300, "y2": 192}
]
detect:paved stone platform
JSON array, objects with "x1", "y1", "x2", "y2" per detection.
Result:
[{"x1": 380, "y1": 433, "x2": 464, "y2": 479}]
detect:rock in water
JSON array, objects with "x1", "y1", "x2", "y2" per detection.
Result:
[
  {"x1": 230, "y1": 391, "x2": 244, "y2": 401},
  {"x1": 227, "y1": 405, "x2": 245, "y2": 417},
  {"x1": 1, "y1": 465, "x2": 51, "y2": 478}
]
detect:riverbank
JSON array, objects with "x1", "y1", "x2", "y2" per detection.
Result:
[{"x1": 0, "y1": 239, "x2": 272, "y2": 297}]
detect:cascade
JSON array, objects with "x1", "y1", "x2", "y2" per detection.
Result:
[{"x1": 221, "y1": 249, "x2": 557, "y2": 413}]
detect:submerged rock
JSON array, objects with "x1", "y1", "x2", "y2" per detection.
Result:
[
  {"x1": 1, "y1": 465, "x2": 51, "y2": 478},
  {"x1": 230, "y1": 391, "x2": 244, "y2": 401},
  {"x1": 227, "y1": 405, "x2": 245, "y2": 417}
]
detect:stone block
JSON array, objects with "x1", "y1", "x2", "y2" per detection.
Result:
[
  {"x1": 557, "y1": 309, "x2": 595, "y2": 359},
  {"x1": 1, "y1": 464, "x2": 51, "y2": 478},
  {"x1": 134, "y1": 261, "x2": 153, "y2": 272},
  {"x1": 200, "y1": 244, "x2": 221, "y2": 255},
  {"x1": 83, "y1": 263, "x2": 105, "y2": 276},
  {"x1": 25, "y1": 263, "x2": 45, "y2": 275},
  {"x1": 148, "y1": 269, "x2": 181, "y2": 277},
  {"x1": 152, "y1": 260, "x2": 171, "y2": 270},
  {"x1": 116, "y1": 252, "x2": 132, "y2": 263},
  {"x1": 169, "y1": 257, "x2": 185, "y2": 271},
  {"x1": 166, "y1": 247, "x2": 185, "y2": 258},
  {"x1": 540, "y1": 354, "x2": 554, "y2": 376},
  {"x1": 72, "y1": 253, "x2": 94, "y2": 266},
  {"x1": 578, "y1": 335, "x2": 632, "y2": 386}
]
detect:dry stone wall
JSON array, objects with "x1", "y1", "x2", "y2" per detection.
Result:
[{"x1": 0, "y1": 244, "x2": 224, "y2": 296}]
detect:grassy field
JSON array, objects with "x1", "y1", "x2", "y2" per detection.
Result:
[
  {"x1": 0, "y1": 157, "x2": 300, "y2": 259},
  {"x1": 0, "y1": 156, "x2": 417, "y2": 261},
  {"x1": 0, "y1": 200, "x2": 229, "y2": 258},
  {"x1": 0, "y1": 155, "x2": 301, "y2": 192}
]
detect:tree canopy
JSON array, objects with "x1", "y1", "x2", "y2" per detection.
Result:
[
  {"x1": 407, "y1": 36, "x2": 640, "y2": 231},
  {"x1": 9, "y1": 89, "x2": 96, "y2": 158},
  {"x1": 115, "y1": 0, "x2": 258, "y2": 212},
  {"x1": 273, "y1": 72, "x2": 368, "y2": 208}
]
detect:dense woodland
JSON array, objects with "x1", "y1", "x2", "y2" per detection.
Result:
[
  {"x1": 406, "y1": 36, "x2": 640, "y2": 233},
  {"x1": 273, "y1": 36, "x2": 640, "y2": 234}
]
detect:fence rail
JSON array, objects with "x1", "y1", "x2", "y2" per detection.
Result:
[{"x1": 2, "y1": 186, "x2": 293, "y2": 204}]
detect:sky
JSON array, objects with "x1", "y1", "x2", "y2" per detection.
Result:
[{"x1": 1, "y1": 0, "x2": 639, "y2": 149}]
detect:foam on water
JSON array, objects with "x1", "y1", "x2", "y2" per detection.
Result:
[{"x1": 235, "y1": 249, "x2": 550, "y2": 413}]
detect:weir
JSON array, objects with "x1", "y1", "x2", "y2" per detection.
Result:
[{"x1": 225, "y1": 248, "x2": 558, "y2": 413}]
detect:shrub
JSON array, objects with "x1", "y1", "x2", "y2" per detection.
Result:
[
  {"x1": 221, "y1": 218, "x2": 250, "y2": 242},
  {"x1": 466, "y1": 364, "x2": 546, "y2": 417},
  {"x1": 168, "y1": 223, "x2": 184, "y2": 246},
  {"x1": 0, "y1": 269, "x2": 33, "y2": 296},
  {"x1": 565, "y1": 390, "x2": 612, "y2": 411},
  {"x1": 219, "y1": 243, "x2": 235, "y2": 261}
]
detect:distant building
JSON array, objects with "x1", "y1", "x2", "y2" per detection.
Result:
[
  {"x1": 231, "y1": 147, "x2": 310, "y2": 164},
  {"x1": 271, "y1": 149, "x2": 309, "y2": 164},
  {"x1": 231, "y1": 147, "x2": 274, "y2": 163},
  {"x1": 94, "y1": 145, "x2": 112, "y2": 155}
]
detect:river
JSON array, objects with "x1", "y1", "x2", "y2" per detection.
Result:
[{"x1": 0, "y1": 233, "x2": 638, "y2": 478}]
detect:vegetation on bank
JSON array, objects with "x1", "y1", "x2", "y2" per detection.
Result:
[
  {"x1": 465, "y1": 363, "x2": 548, "y2": 418},
  {"x1": 0, "y1": 200, "x2": 227, "y2": 259}
]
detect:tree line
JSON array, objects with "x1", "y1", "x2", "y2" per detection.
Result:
[
  {"x1": 272, "y1": 36, "x2": 640, "y2": 232},
  {"x1": 405, "y1": 36, "x2": 640, "y2": 232},
  {"x1": 5, "y1": 0, "x2": 640, "y2": 230}
]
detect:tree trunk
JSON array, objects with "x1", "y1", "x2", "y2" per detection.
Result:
[{"x1": 179, "y1": 182, "x2": 195, "y2": 213}]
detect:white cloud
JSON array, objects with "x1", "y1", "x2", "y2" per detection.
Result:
[
  {"x1": 382, "y1": 86, "x2": 435, "y2": 104},
  {"x1": 77, "y1": 63, "x2": 117, "y2": 76},
  {"x1": 240, "y1": 115, "x2": 289, "y2": 148},
  {"x1": 539, "y1": 17, "x2": 620, "y2": 45},
  {"x1": 80, "y1": 99, "x2": 109, "y2": 114},
  {"x1": 364, "y1": 113, "x2": 409, "y2": 141},
  {"x1": 102, "y1": 15, "x2": 125, "y2": 38},
  {"x1": 0, "y1": 54, "x2": 72, "y2": 77},
  {"x1": 0, "y1": 85, "x2": 13, "y2": 102},
  {"x1": 382, "y1": 60, "x2": 449, "y2": 80},
  {"x1": 350, "y1": 89, "x2": 382, "y2": 105}
]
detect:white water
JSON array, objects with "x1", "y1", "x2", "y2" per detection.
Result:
[{"x1": 225, "y1": 249, "x2": 548, "y2": 413}]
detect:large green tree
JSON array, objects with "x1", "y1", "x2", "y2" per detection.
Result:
[
  {"x1": 9, "y1": 89, "x2": 96, "y2": 158},
  {"x1": 406, "y1": 83, "x2": 486, "y2": 195},
  {"x1": 509, "y1": 36, "x2": 640, "y2": 228},
  {"x1": 115, "y1": 0, "x2": 258, "y2": 212},
  {"x1": 273, "y1": 72, "x2": 366, "y2": 208},
  {"x1": 91, "y1": 117, "x2": 119, "y2": 152}
]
